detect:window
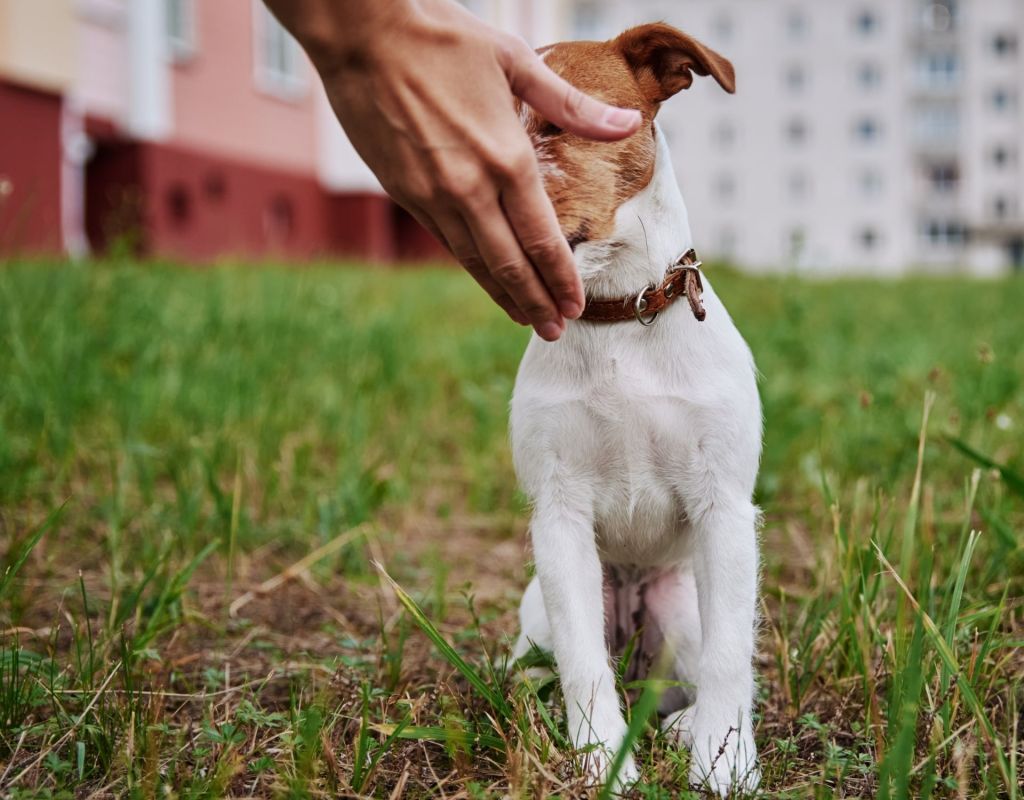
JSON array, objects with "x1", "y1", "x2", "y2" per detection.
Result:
[
  {"x1": 914, "y1": 106, "x2": 958, "y2": 141},
  {"x1": 991, "y1": 196, "x2": 1017, "y2": 220},
  {"x1": 921, "y1": 1, "x2": 957, "y2": 33},
  {"x1": 926, "y1": 162, "x2": 959, "y2": 192},
  {"x1": 714, "y1": 119, "x2": 737, "y2": 148},
  {"x1": 915, "y1": 52, "x2": 960, "y2": 88},
  {"x1": 784, "y1": 64, "x2": 807, "y2": 92},
  {"x1": 571, "y1": 1, "x2": 606, "y2": 39},
  {"x1": 992, "y1": 33, "x2": 1018, "y2": 58},
  {"x1": 920, "y1": 219, "x2": 966, "y2": 247},
  {"x1": 856, "y1": 62, "x2": 882, "y2": 89},
  {"x1": 858, "y1": 168, "x2": 883, "y2": 196},
  {"x1": 714, "y1": 173, "x2": 737, "y2": 201},
  {"x1": 788, "y1": 172, "x2": 809, "y2": 199},
  {"x1": 857, "y1": 227, "x2": 880, "y2": 250},
  {"x1": 786, "y1": 226, "x2": 807, "y2": 262},
  {"x1": 991, "y1": 145, "x2": 1016, "y2": 169},
  {"x1": 854, "y1": 117, "x2": 881, "y2": 142},
  {"x1": 785, "y1": 9, "x2": 808, "y2": 40},
  {"x1": 854, "y1": 9, "x2": 879, "y2": 36},
  {"x1": 264, "y1": 194, "x2": 295, "y2": 244},
  {"x1": 786, "y1": 118, "x2": 808, "y2": 145},
  {"x1": 718, "y1": 228, "x2": 737, "y2": 257},
  {"x1": 166, "y1": 184, "x2": 192, "y2": 227},
  {"x1": 253, "y1": 3, "x2": 307, "y2": 98},
  {"x1": 712, "y1": 13, "x2": 734, "y2": 42},
  {"x1": 165, "y1": 0, "x2": 196, "y2": 61},
  {"x1": 991, "y1": 87, "x2": 1016, "y2": 111}
]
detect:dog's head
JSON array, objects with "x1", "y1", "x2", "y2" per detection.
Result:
[{"x1": 521, "y1": 23, "x2": 734, "y2": 249}]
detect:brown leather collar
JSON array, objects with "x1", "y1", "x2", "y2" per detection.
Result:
[{"x1": 579, "y1": 249, "x2": 706, "y2": 326}]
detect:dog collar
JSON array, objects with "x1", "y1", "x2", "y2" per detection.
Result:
[{"x1": 578, "y1": 249, "x2": 706, "y2": 326}]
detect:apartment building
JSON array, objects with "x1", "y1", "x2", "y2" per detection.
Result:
[
  {"x1": 0, "y1": 0, "x2": 570, "y2": 261},
  {"x1": 576, "y1": 0, "x2": 1024, "y2": 274},
  {"x1": 4, "y1": 0, "x2": 1019, "y2": 272}
]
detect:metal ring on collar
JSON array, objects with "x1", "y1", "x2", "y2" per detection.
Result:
[{"x1": 633, "y1": 283, "x2": 659, "y2": 326}]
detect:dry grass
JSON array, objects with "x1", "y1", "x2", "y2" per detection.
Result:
[{"x1": 1, "y1": 259, "x2": 1022, "y2": 798}]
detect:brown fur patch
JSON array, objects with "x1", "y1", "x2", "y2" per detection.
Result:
[{"x1": 521, "y1": 24, "x2": 735, "y2": 247}]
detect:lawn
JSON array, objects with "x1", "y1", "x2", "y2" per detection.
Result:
[{"x1": 0, "y1": 259, "x2": 1022, "y2": 798}]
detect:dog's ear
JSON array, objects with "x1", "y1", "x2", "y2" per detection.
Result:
[{"x1": 614, "y1": 23, "x2": 735, "y2": 103}]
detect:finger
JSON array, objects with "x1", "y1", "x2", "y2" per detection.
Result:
[
  {"x1": 500, "y1": 165, "x2": 583, "y2": 319},
  {"x1": 502, "y1": 39, "x2": 642, "y2": 141},
  {"x1": 438, "y1": 212, "x2": 531, "y2": 326},
  {"x1": 461, "y1": 198, "x2": 565, "y2": 341},
  {"x1": 410, "y1": 202, "x2": 530, "y2": 326}
]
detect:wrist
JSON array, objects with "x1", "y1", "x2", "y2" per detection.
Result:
[{"x1": 265, "y1": 0, "x2": 413, "y2": 75}]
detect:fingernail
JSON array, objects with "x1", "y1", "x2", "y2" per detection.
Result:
[
  {"x1": 538, "y1": 321, "x2": 563, "y2": 341},
  {"x1": 560, "y1": 300, "x2": 583, "y2": 319},
  {"x1": 602, "y1": 107, "x2": 641, "y2": 131}
]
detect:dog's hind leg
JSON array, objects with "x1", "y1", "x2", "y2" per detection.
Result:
[
  {"x1": 643, "y1": 565, "x2": 701, "y2": 712},
  {"x1": 513, "y1": 575, "x2": 552, "y2": 664}
]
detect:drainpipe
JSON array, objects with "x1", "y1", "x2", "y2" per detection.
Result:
[
  {"x1": 126, "y1": 0, "x2": 171, "y2": 141},
  {"x1": 61, "y1": 93, "x2": 91, "y2": 260}
]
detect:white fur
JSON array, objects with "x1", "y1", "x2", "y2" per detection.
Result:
[{"x1": 510, "y1": 125, "x2": 762, "y2": 795}]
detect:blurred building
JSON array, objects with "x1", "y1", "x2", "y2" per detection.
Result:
[
  {"x1": 583, "y1": 0, "x2": 1024, "y2": 274},
  {"x1": 0, "y1": 0, "x2": 573, "y2": 262},
  {"x1": 3, "y1": 1, "x2": 1021, "y2": 273}
]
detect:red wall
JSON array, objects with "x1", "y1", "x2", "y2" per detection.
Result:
[
  {"x1": 0, "y1": 79, "x2": 63, "y2": 255},
  {"x1": 2, "y1": 85, "x2": 450, "y2": 263},
  {"x1": 144, "y1": 143, "x2": 327, "y2": 261},
  {"x1": 85, "y1": 138, "x2": 450, "y2": 263}
]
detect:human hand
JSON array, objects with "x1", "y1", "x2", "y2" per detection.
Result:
[{"x1": 267, "y1": 0, "x2": 642, "y2": 340}]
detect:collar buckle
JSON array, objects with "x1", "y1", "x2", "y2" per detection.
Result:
[{"x1": 633, "y1": 283, "x2": 660, "y2": 326}]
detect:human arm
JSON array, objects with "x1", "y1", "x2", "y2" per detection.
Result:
[{"x1": 262, "y1": 0, "x2": 642, "y2": 340}]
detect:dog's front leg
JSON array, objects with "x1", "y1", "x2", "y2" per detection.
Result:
[
  {"x1": 530, "y1": 491, "x2": 636, "y2": 788},
  {"x1": 666, "y1": 496, "x2": 760, "y2": 796}
]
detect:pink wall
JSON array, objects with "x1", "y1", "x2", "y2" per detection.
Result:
[{"x1": 170, "y1": 0, "x2": 318, "y2": 176}]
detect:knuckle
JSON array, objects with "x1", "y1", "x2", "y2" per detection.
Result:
[
  {"x1": 491, "y1": 259, "x2": 531, "y2": 287},
  {"x1": 523, "y1": 235, "x2": 568, "y2": 267},
  {"x1": 458, "y1": 253, "x2": 486, "y2": 274},
  {"x1": 492, "y1": 146, "x2": 536, "y2": 183},
  {"x1": 497, "y1": 33, "x2": 532, "y2": 68},
  {"x1": 519, "y1": 299, "x2": 552, "y2": 319},
  {"x1": 562, "y1": 87, "x2": 587, "y2": 121},
  {"x1": 401, "y1": 178, "x2": 433, "y2": 206},
  {"x1": 437, "y1": 164, "x2": 488, "y2": 205}
]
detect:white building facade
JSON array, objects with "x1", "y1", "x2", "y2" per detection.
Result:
[{"x1": 551, "y1": 0, "x2": 1024, "y2": 275}]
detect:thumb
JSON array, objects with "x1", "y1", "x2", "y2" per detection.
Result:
[{"x1": 504, "y1": 40, "x2": 642, "y2": 141}]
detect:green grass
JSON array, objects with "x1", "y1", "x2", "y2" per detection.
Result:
[{"x1": 0, "y1": 258, "x2": 1022, "y2": 798}]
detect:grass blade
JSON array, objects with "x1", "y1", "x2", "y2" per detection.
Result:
[
  {"x1": 946, "y1": 437, "x2": 1024, "y2": 499},
  {"x1": 0, "y1": 501, "x2": 66, "y2": 601},
  {"x1": 374, "y1": 562, "x2": 512, "y2": 719},
  {"x1": 874, "y1": 543, "x2": 1012, "y2": 792},
  {"x1": 371, "y1": 722, "x2": 505, "y2": 752}
]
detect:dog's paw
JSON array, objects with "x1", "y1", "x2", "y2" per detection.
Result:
[
  {"x1": 570, "y1": 707, "x2": 638, "y2": 792},
  {"x1": 661, "y1": 705, "x2": 697, "y2": 746},
  {"x1": 664, "y1": 706, "x2": 760, "y2": 797},
  {"x1": 579, "y1": 745, "x2": 639, "y2": 793}
]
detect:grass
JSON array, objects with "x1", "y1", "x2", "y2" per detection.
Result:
[{"x1": 0, "y1": 257, "x2": 1021, "y2": 798}]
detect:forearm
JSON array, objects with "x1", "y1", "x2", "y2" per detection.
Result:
[{"x1": 261, "y1": 0, "x2": 410, "y2": 73}]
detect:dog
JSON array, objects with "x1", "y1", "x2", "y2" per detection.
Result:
[{"x1": 510, "y1": 24, "x2": 762, "y2": 796}]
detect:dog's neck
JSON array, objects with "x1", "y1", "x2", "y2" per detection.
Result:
[{"x1": 573, "y1": 123, "x2": 695, "y2": 300}]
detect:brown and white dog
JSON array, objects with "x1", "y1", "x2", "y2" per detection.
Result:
[{"x1": 510, "y1": 24, "x2": 762, "y2": 796}]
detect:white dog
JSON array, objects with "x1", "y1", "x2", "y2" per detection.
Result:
[{"x1": 510, "y1": 24, "x2": 762, "y2": 796}]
